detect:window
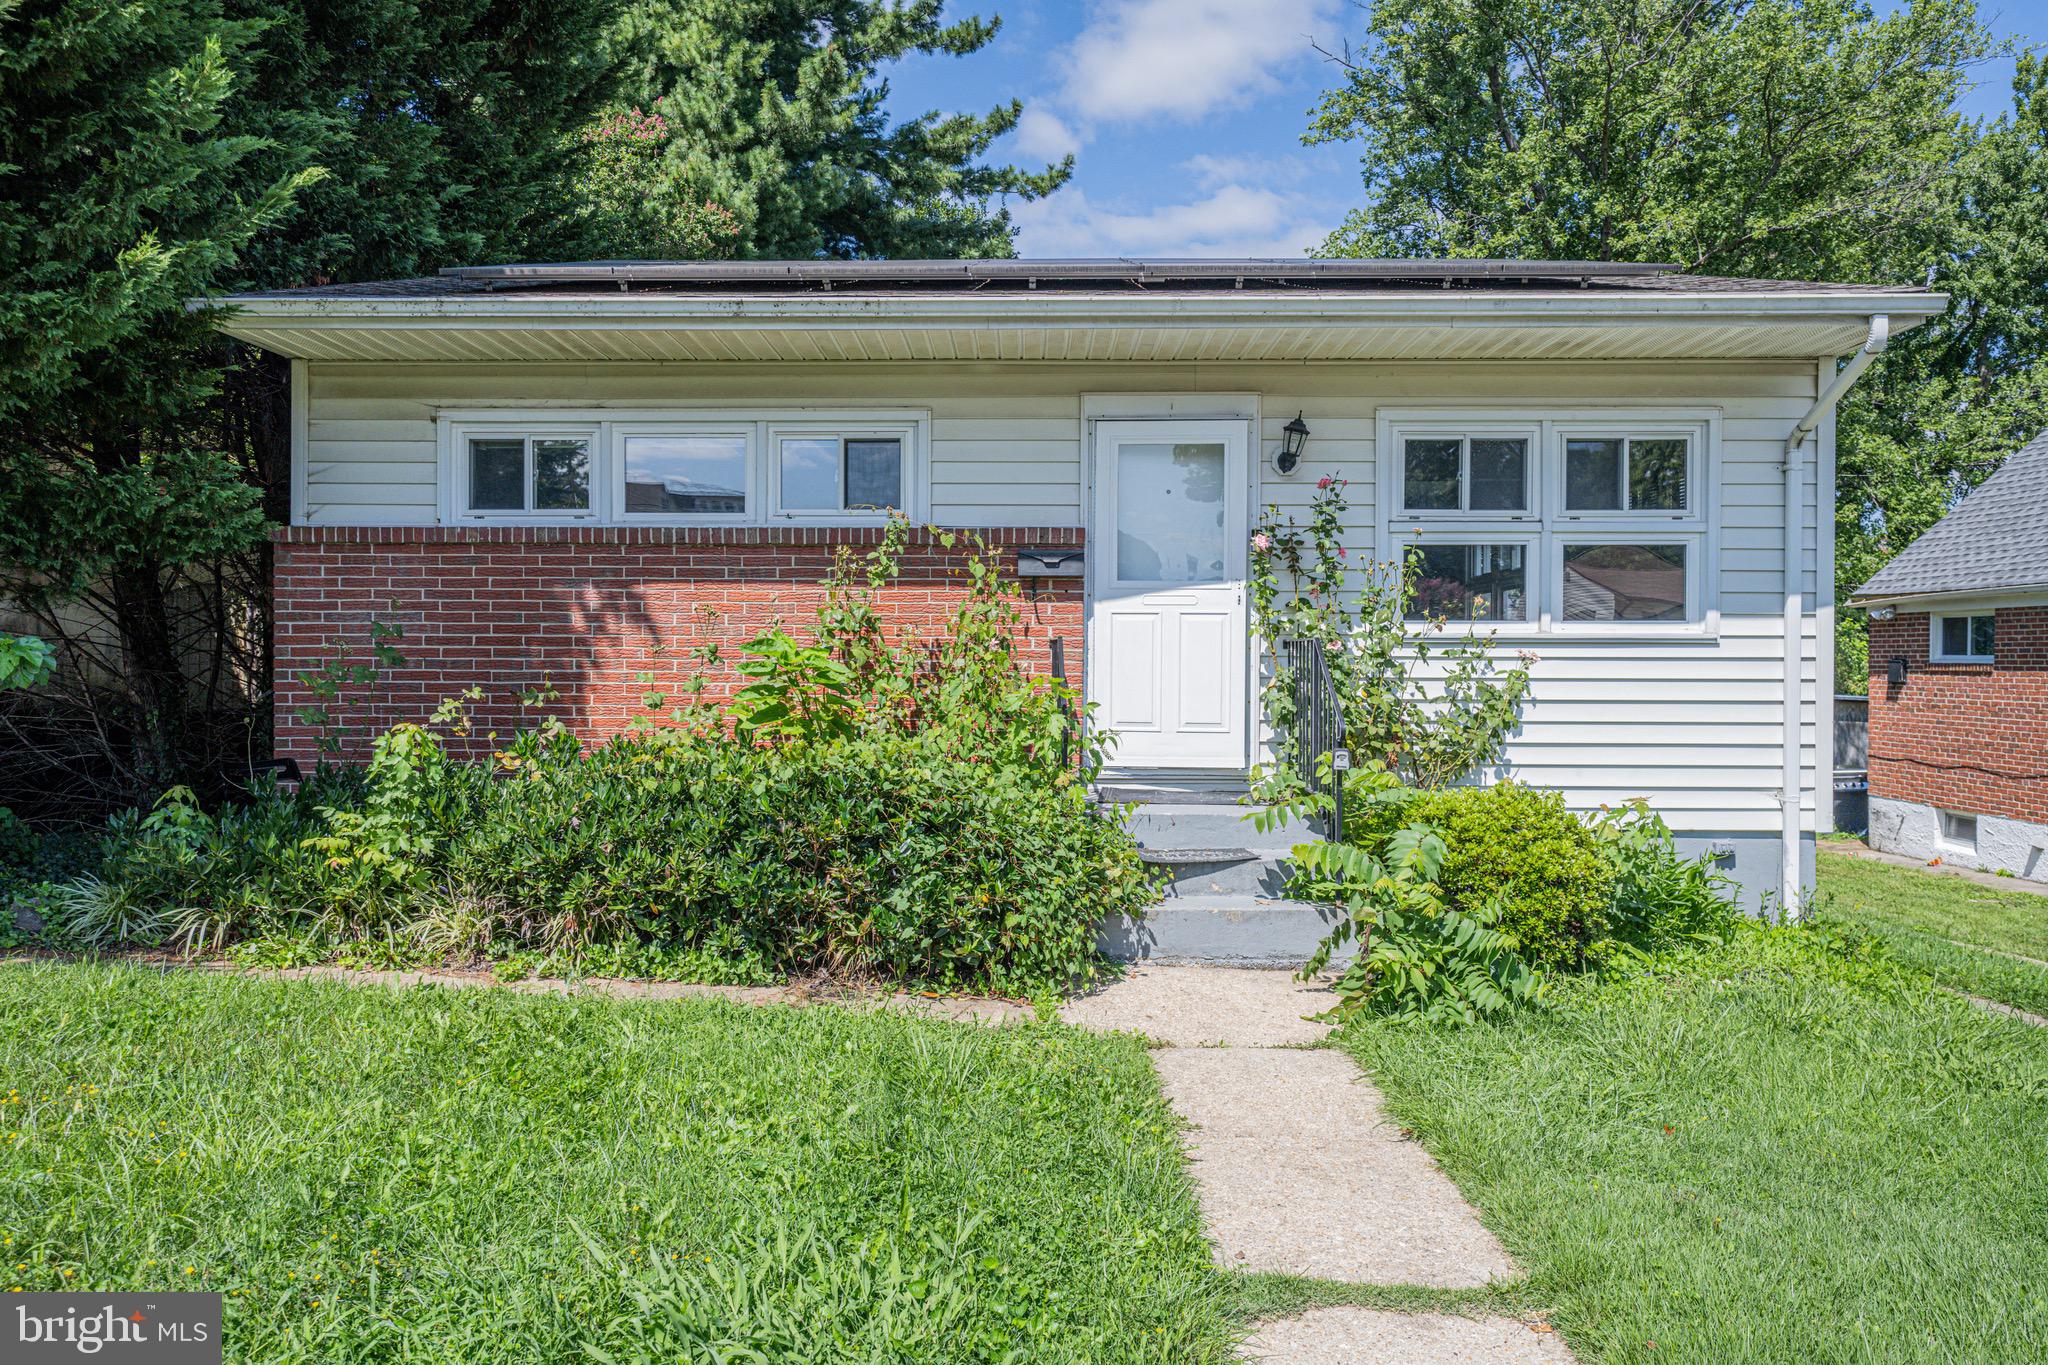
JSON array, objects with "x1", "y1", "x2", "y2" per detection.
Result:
[
  {"x1": 1563, "y1": 435, "x2": 1692, "y2": 513},
  {"x1": 1382, "y1": 413, "x2": 1713, "y2": 633},
  {"x1": 772, "y1": 430, "x2": 906, "y2": 517},
  {"x1": 1401, "y1": 435, "x2": 1530, "y2": 514},
  {"x1": 463, "y1": 433, "x2": 592, "y2": 516},
  {"x1": 621, "y1": 432, "x2": 749, "y2": 516},
  {"x1": 1931, "y1": 612, "x2": 1995, "y2": 663},
  {"x1": 1939, "y1": 810, "x2": 1979, "y2": 852},
  {"x1": 1404, "y1": 544, "x2": 1528, "y2": 622},
  {"x1": 1561, "y1": 543, "x2": 1689, "y2": 622},
  {"x1": 445, "y1": 412, "x2": 923, "y2": 525}
]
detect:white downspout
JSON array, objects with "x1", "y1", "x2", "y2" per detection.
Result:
[{"x1": 1779, "y1": 315, "x2": 1889, "y2": 919}]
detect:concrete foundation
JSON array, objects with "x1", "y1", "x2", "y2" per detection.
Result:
[{"x1": 1867, "y1": 796, "x2": 2048, "y2": 883}]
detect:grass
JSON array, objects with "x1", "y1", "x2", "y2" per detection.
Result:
[
  {"x1": 1817, "y1": 848, "x2": 2048, "y2": 1015},
  {"x1": 0, "y1": 961, "x2": 1233, "y2": 1364},
  {"x1": 1335, "y1": 924, "x2": 2048, "y2": 1363}
]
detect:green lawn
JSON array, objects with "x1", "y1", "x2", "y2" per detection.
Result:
[
  {"x1": 1818, "y1": 848, "x2": 2048, "y2": 1015},
  {"x1": 1337, "y1": 925, "x2": 2048, "y2": 1363},
  {"x1": 0, "y1": 962, "x2": 1233, "y2": 1364}
]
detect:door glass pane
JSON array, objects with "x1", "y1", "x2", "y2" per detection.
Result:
[
  {"x1": 1468, "y1": 438, "x2": 1527, "y2": 511},
  {"x1": 624, "y1": 435, "x2": 748, "y2": 514},
  {"x1": 1405, "y1": 544, "x2": 1527, "y2": 622},
  {"x1": 1561, "y1": 543, "x2": 1688, "y2": 621},
  {"x1": 532, "y1": 438, "x2": 590, "y2": 510},
  {"x1": 778, "y1": 437, "x2": 841, "y2": 510},
  {"x1": 844, "y1": 438, "x2": 902, "y2": 510},
  {"x1": 1116, "y1": 441, "x2": 1226, "y2": 582},
  {"x1": 1403, "y1": 438, "x2": 1460, "y2": 510},
  {"x1": 468, "y1": 438, "x2": 524, "y2": 510},
  {"x1": 1565, "y1": 438, "x2": 1625, "y2": 510},
  {"x1": 1629, "y1": 438, "x2": 1688, "y2": 510}
]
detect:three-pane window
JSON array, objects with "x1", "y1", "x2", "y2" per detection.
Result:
[{"x1": 453, "y1": 417, "x2": 918, "y2": 523}]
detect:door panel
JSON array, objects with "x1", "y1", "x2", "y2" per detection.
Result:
[{"x1": 1089, "y1": 419, "x2": 1250, "y2": 772}]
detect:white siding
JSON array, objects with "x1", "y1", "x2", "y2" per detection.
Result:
[{"x1": 300, "y1": 358, "x2": 1826, "y2": 838}]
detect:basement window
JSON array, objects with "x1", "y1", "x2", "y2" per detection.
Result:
[
  {"x1": 1939, "y1": 810, "x2": 1979, "y2": 852},
  {"x1": 1930, "y1": 612, "x2": 1995, "y2": 663}
]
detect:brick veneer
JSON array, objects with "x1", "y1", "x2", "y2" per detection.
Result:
[
  {"x1": 1866, "y1": 604, "x2": 2048, "y2": 824},
  {"x1": 272, "y1": 525, "x2": 1085, "y2": 762}
]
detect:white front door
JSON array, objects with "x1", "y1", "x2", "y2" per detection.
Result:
[{"x1": 1088, "y1": 419, "x2": 1250, "y2": 772}]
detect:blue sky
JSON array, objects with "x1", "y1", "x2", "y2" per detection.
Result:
[{"x1": 885, "y1": 0, "x2": 2048, "y2": 259}]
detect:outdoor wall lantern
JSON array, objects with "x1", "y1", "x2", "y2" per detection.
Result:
[
  {"x1": 1887, "y1": 657, "x2": 1909, "y2": 690},
  {"x1": 1275, "y1": 412, "x2": 1312, "y2": 475}
]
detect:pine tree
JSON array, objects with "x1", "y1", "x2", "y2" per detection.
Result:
[{"x1": 608, "y1": 0, "x2": 1070, "y2": 258}]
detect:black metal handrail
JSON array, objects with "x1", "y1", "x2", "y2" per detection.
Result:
[
  {"x1": 1280, "y1": 637, "x2": 1347, "y2": 841},
  {"x1": 1050, "y1": 636, "x2": 1076, "y2": 770}
]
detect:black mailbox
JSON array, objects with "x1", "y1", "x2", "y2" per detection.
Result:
[{"x1": 1016, "y1": 547, "x2": 1084, "y2": 577}]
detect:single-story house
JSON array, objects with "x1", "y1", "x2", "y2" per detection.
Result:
[
  {"x1": 1850, "y1": 430, "x2": 2048, "y2": 881},
  {"x1": 205, "y1": 258, "x2": 1943, "y2": 921}
]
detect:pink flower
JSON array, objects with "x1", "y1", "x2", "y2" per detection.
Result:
[
  {"x1": 1251, "y1": 532, "x2": 1272, "y2": 551},
  {"x1": 1317, "y1": 476, "x2": 1332, "y2": 489}
]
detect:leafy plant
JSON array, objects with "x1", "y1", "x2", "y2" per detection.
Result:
[
  {"x1": 1585, "y1": 799, "x2": 1741, "y2": 957},
  {"x1": 1342, "y1": 781, "x2": 1615, "y2": 971},
  {"x1": 1248, "y1": 478, "x2": 1530, "y2": 799},
  {"x1": 0, "y1": 633, "x2": 55, "y2": 691},
  {"x1": 1295, "y1": 820, "x2": 1543, "y2": 1023}
]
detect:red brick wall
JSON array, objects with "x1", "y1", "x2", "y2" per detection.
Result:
[
  {"x1": 273, "y1": 525, "x2": 1085, "y2": 761},
  {"x1": 1866, "y1": 605, "x2": 2048, "y2": 823}
]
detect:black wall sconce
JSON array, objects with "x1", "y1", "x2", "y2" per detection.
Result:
[
  {"x1": 1887, "y1": 657, "x2": 1908, "y2": 690},
  {"x1": 1275, "y1": 412, "x2": 1312, "y2": 475}
]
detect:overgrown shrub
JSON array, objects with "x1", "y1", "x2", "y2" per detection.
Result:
[
  {"x1": 1346, "y1": 781, "x2": 1615, "y2": 971},
  {"x1": 1585, "y1": 799, "x2": 1741, "y2": 955},
  {"x1": 0, "y1": 807, "x2": 33, "y2": 872},
  {"x1": 28, "y1": 520, "x2": 1147, "y2": 994}
]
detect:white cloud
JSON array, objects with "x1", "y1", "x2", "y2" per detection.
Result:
[
  {"x1": 1057, "y1": 0, "x2": 1341, "y2": 126},
  {"x1": 1011, "y1": 181, "x2": 1336, "y2": 259},
  {"x1": 1012, "y1": 107, "x2": 1083, "y2": 162}
]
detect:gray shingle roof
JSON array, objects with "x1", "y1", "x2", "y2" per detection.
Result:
[{"x1": 1852, "y1": 430, "x2": 2048, "y2": 602}]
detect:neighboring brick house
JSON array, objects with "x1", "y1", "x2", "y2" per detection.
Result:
[{"x1": 1851, "y1": 431, "x2": 2048, "y2": 881}]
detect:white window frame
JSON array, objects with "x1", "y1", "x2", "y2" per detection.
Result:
[
  {"x1": 1377, "y1": 408, "x2": 1721, "y2": 639},
  {"x1": 612, "y1": 421, "x2": 758, "y2": 526},
  {"x1": 767, "y1": 420, "x2": 919, "y2": 523},
  {"x1": 449, "y1": 422, "x2": 602, "y2": 523},
  {"x1": 1554, "y1": 427, "x2": 1704, "y2": 522},
  {"x1": 1929, "y1": 611, "x2": 1996, "y2": 664},
  {"x1": 434, "y1": 409, "x2": 927, "y2": 527},
  {"x1": 1394, "y1": 422, "x2": 1540, "y2": 520}
]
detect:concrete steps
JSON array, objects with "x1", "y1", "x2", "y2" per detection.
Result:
[{"x1": 1097, "y1": 795, "x2": 1336, "y2": 966}]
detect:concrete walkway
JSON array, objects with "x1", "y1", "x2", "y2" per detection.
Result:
[
  {"x1": 1821, "y1": 840, "x2": 2048, "y2": 897},
  {"x1": 1060, "y1": 965, "x2": 1565, "y2": 1362}
]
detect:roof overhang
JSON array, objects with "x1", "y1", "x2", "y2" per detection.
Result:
[
  {"x1": 201, "y1": 289, "x2": 1946, "y2": 365},
  {"x1": 1848, "y1": 582, "x2": 2048, "y2": 612}
]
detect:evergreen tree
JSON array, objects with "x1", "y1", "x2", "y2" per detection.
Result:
[{"x1": 609, "y1": 0, "x2": 1070, "y2": 258}]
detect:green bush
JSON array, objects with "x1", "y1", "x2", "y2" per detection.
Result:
[
  {"x1": 1585, "y1": 799, "x2": 1740, "y2": 954},
  {"x1": 1344, "y1": 781, "x2": 1615, "y2": 971},
  {"x1": 0, "y1": 807, "x2": 34, "y2": 872}
]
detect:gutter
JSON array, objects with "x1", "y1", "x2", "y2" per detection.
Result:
[{"x1": 1779, "y1": 315, "x2": 1889, "y2": 919}]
